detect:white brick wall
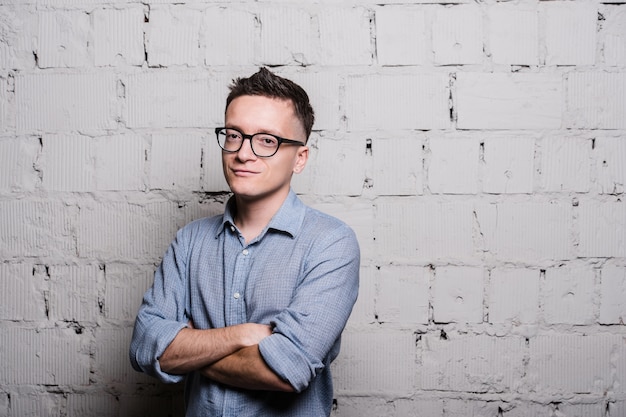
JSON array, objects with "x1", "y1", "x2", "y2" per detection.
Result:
[
  {"x1": 1, "y1": 1, "x2": 625, "y2": 416},
  {"x1": 488, "y1": 3, "x2": 539, "y2": 66}
]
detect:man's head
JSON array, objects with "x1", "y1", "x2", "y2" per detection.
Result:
[
  {"x1": 220, "y1": 69, "x2": 312, "y2": 203},
  {"x1": 226, "y1": 67, "x2": 315, "y2": 141}
]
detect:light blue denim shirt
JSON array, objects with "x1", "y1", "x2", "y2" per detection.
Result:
[{"x1": 130, "y1": 190, "x2": 360, "y2": 417}]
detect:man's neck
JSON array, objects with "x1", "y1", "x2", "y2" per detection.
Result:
[{"x1": 232, "y1": 189, "x2": 290, "y2": 244}]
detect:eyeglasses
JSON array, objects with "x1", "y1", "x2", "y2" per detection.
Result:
[{"x1": 215, "y1": 127, "x2": 305, "y2": 158}]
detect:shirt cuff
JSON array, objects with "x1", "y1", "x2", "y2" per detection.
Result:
[
  {"x1": 131, "y1": 320, "x2": 188, "y2": 384},
  {"x1": 258, "y1": 334, "x2": 322, "y2": 393}
]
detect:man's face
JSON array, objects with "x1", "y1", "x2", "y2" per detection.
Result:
[{"x1": 222, "y1": 95, "x2": 308, "y2": 203}]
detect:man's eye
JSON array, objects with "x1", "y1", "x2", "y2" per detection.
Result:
[{"x1": 256, "y1": 136, "x2": 278, "y2": 147}]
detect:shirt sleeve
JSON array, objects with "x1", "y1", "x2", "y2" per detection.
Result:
[
  {"x1": 129, "y1": 225, "x2": 193, "y2": 384},
  {"x1": 258, "y1": 222, "x2": 360, "y2": 392}
]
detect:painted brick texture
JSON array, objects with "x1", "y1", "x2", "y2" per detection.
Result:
[{"x1": 0, "y1": 1, "x2": 624, "y2": 416}]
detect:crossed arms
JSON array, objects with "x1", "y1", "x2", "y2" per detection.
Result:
[{"x1": 158, "y1": 322, "x2": 294, "y2": 392}]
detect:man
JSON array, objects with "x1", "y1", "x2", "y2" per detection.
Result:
[{"x1": 130, "y1": 67, "x2": 360, "y2": 417}]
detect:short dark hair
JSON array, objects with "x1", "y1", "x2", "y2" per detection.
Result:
[{"x1": 225, "y1": 67, "x2": 315, "y2": 140}]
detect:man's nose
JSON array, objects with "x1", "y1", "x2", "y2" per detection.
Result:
[{"x1": 236, "y1": 137, "x2": 257, "y2": 160}]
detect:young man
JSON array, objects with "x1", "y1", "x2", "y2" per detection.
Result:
[{"x1": 130, "y1": 68, "x2": 360, "y2": 416}]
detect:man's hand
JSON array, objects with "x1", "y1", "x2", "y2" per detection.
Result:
[{"x1": 158, "y1": 323, "x2": 272, "y2": 374}]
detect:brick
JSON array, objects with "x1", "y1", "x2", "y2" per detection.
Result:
[
  {"x1": 67, "y1": 394, "x2": 119, "y2": 417},
  {"x1": 346, "y1": 265, "x2": 375, "y2": 326},
  {"x1": 0, "y1": 263, "x2": 47, "y2": 321},
  {"x1": 95, "y1": 134, "x2": 146, "y2": 191},
  {"x1": 599, "y1": 265, "x2": 626, "y2": 324},
  {"x1": 0, "y1": 6, "x2": 38, "y2": 69},
  {"x1": 16, "y1": 73, "x2": 117, "y2": 132},
  {"x1": 124, "y1": 71, "x2": 224, "y2": 128},
  {"x1": 610, "y1": 402, "x2": 626, "y2": 417},
  {"x1": 48, "y1": 264, "x2": 101, "y2": 322},
  {"x1": 150, "y1": 133, "x2": 202, "y2": 190},
  {"x1": 392, "y1": 398, "x2": 443, "y2": 417},
  {"x1": 1, "y1": 327, "x2": 90, "y2": 385},
  {"x1": 578, "y1": 201, "x2": 626, "y2": 257},
  {"x1": 179, "y1": 197, "x2": 227, "y2": 227},
  {"x1": 0, "y1": 200, "x2": 75, "y2": 258},
  {"x1": 542, "y1": 265, "x2": 595, "y2": 325},
  {"x1": 488, "y1": 268, "x2": 539, "y2": 324},
  {"x1": 420, "y1": 334, "x2": 525, "y2": 392},
  {"x1": 376, "y1": 7, "x2": 428, "y2": 66},
  {"x1": 0, "y1": 394, "x2": 6, "y2": 417},
  {"x1": 39, "y1": 133, "x2": 145, "y2": 192},
  {"x1": 11, "y1": 393, "x2": 62, "y2": 417},
  {"x1": 331, "y1": 398, "x2": 395, "y2": 417},
  {"x1": 257, "y1": 7, "x2": 317, "y2": 66},
  {"x1": 287, "y1": 71, "x2": 341, "y2": 131},
  {"x1": 475, "y1": 202, "x2": 571, "y2": 262},
  {"x1": 372, "y1": 136, "x2": 423, "y2": 196},
  {"x1": 617, "y1": 342, "x2": 626, "y2": 395},
  {"x1": 0, "y1": 136, "x2": 39, "y2": 192},
  {"x1": 95, "y1": 327, "x2": 154, "y2": 384},
  {"x1": 309, "y1": 137, "x2": 366, "y2": 196},
  {"x1": 202, "y1": 134, "x2": 230, "y2": 192},
  {"x1": 602, "y1": 5, "x2": 626, "y2": 66},
  {"x1": 0, "y1": 76, "x2": 7, "y2": 131},
  {"x1": 594, "y1": 137, "x2": 626, "y2": 194},
  {"x1": 41, "y1": 134, "x2": 95, "y2": 191},
  {"x1": 333, "y1": 329, "x2": 416, "y2": 395},
  {"x1": 428, "y1": 136, "x2": 479, "y2": 194},
  {"x1": 540, "y1": 136, "x2": 591, "y2": 192},
  {"x1": 77, "y1": 200, "x2": 179, "y2": 262},
  {"x1": 528, "y1": 334, "x2": 615, "y2": 394},
  {"x1": 557, "y1": 403, "x2": 606, "y2": 417},
  {"x1": 504, "y1": 403, "x2": 556, "y2": 417},
  {"x1": 482, "y1": 136, "x2": 535, "y2": 194},
  {"x1": 432, "y1": 266, "x2": 483, "y2": 323},
  {"x1": 488, "y1": 3, "x2": 539, "y2": 65},
  {"x1": 444, "y1": 399, "x2": 504, "y2": 417},
  {"x1": 375, "y1": 200, "x2": 475, "y2": 263},
  {"x1": 37, "y1": 11, "x2": 92, "y2": 68},
  {"x1": 566, "y1": 72, "x2": 626, "y2": 129},
  {"x1": 345, "y1": 73, "x2": 449, "y2": 130},
  {"x1": 104, "y1": 263, "x2": 154, "y2": 321},
  {"x1": 432, "y1": 5, "x2": 483, "y2": 65},
  {"x1": 543, "y1": 1, "x2": 596, "y2": 65},
  {"x1": 319, "y1": 7, "x2": 371, "y2": 66},
  {"x1": 456, "y1": 72, "x2": 562, "y2": 130},
  {"x1": 93, "y1": 6, "x2": 145, "y2": 66},
  {"x1": 204, "y1": 7, "x2": 256, "y2": 66},
  {"x1": 146, "y1": 5, "x2": 202, "y2": 67},
  {"x1": 377, "y1": 265, "x2": 429, "y2": 325}
]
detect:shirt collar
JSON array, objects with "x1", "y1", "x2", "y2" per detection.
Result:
[{"x1": 216, "y1": 189, "x2": 305, "y2": 239}]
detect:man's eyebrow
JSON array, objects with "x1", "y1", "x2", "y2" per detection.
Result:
[{"x1": 224, "y1": 125, "x2": 285, "y2": 137}]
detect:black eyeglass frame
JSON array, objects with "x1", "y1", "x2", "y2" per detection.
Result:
[{"x1": 215, "y1": 127, "x2": 305, "y2": 158}]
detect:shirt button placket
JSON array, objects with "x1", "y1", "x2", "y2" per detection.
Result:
[{"x1": 231, "y1": 247, "x2": 250, "y2": 322}]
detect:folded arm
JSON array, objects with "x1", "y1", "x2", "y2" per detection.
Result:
[
  {"x1": 158, "y1": 322, "x2": 272, "y2": 375},
  {"x1": 200, "y1": 345, "x2": 295, "y2": 392}
]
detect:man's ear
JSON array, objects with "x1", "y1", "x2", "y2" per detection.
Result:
[{"x1": 293, "y1": 146, "x2": 309, "y2": 174}]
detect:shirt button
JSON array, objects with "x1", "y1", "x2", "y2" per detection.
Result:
[
  {"x1": 242, "y1": 249, "x2": 249, "y2": 255},
  {"x1": 233, "y1": 292, "x2": 241, "y2": 299},
  {"x1": 230, "y1": 225, "x2": 235, "y2": 232}
]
